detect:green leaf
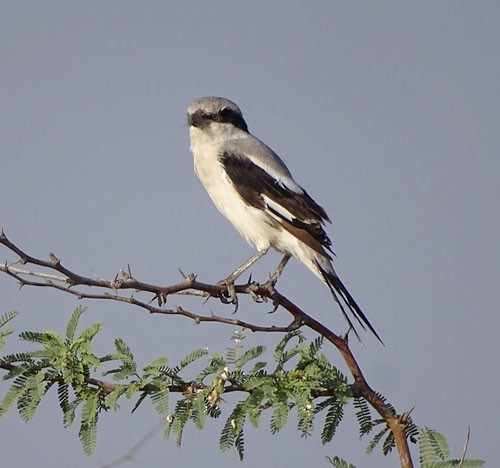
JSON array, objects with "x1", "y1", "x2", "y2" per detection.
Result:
[
  {"x1": 1, "y1": 362, "x2": 35, "y2": 381},
  {"x1": 0, "y1": 375, "x2": 27, "y2": 420},
  {"x1": 219, "y1": 414, "x2": 236, "y2": 452},
  {"x1": 0, "y1": 351, "x2": 34, "y2": 366},
  {"x1": 125, "y1": 381, "x2": 141, "y2": 399},
  {"x1": 235, "y1": 428, "x2": 245, "y2": 461},
  {"x1": 422, "y1": 462, "x2": 485, "y2": 468},
  {"x1": 63, "y1": 399, "x2": 81, "y2": 428},
  {"x1": 366, "y1": 426, "x2": 389, "y2": 454},
  {"x1": 273, "y1": 331, "x2": 304, "y2": 372},
  {"x1": 297, "y1": 401, "x2": 314, "y2": 438},
  {"x1": 248, "y1": 360, "x2": 267, "y2": 375},
  {"x1": 321, "y1": 400, "x2": 344, "y2": 444},
  {"x1": 309, "y1": 336, "x2": 324, "y2": 356},
  {"x1": 382, "y1": 430, "x2": 396, "y2": 455},
  {"x1": 0, "y1": 310, "x2": 18, "y2": 328},
  {"x1": 457, "y1": 462, "x2": 485, "y2": 468},
  {"x1": 114, "y1": 338, "x2": 136, "y2": 366},
  {"x1": 76, "y1": 323, "x2": 103, "y2": 345},
  {"x1": 405, "y1": 419, "x2": 419, "y2": 444},
  {"x1": 143, "y1": 357, "x2": 168, "y2": 377},
  {"x1": 81, "y1": 391, "x2": 99, "y2": 424},
  {"x1": 62, "y1": 359, "x2": 85, "y2": 385},
  {"x1": 150, "y1": 389, "x2": 170, "y2": 416},
  {"x1": 79, "y1": 416, "x2": 98, "y2": 456},
  {"x1": 235, "y1": 345, "x2": 266, "y2": 370},
  {"x1": 178, "y1": 348, "x2": 209, "y2": 370},
  {"x1": 170, "y1": 399, "x2": 192, "y2": 446},
  {"x1": 104, "y1": 338, "x2": 137, "y2": 379},
  {"x1": 78, "y1": 392, "x2": 100, "y2": 454},
  {"x1": 0, "y1": 311, "x2": 18, "y2": 348},
  {"x1": 419, "y1": 427, "x2": 450, "y2": 463},
  {"x1": 219, "y1": 403, "x2": 245, "y2": 453},
  {"x1": 192, "y1": 390, "x2": 207, "y2": 429},
  {"x1": 57, "y1": 382, "x2": 69, "y2": 413},
  {"x1": 326, "y1": 456, "x2": 357, "y2": 468},
  {"x1": 354, "y1": 397, "x2": 373, "y2": 436},
  {"x1": 244, "y1": 389, "x2": 265, "y2": 428},
  {"x1": 19, "y1": 330, "x2": 51, "y2": 344},
  {"x1": 0, "y1": 327, "x2": 14, "y2": 349},
  {"x1": 65, "y1": 306, "x2": 86, "y2": 344},
  {"x1": 105, "y1": 385, "x2": 128, "y2": 411},
  {"x1": 0, "y1": 327, "x2": 12, "y2": 345},
  {"x1": 17, "y1": 371, "x2": 46, "y2": 421},
  {"x1": 270, "y1": 402, "x2": 289, "y2": 434},
  {"x1": 131, "y1": 390, "x2": 149, "y2": 413},
  {"x1": 226, "y1": 329, "x2": 245, "y2": 365}
]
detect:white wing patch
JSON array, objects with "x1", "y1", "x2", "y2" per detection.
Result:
[{"x1": 262, "y1": 194, "x2": 296, "y2": 223}]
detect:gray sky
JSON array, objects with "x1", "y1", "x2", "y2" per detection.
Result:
[{"x1": 1, "y1": 2, "x2": 499, "y2": 467}]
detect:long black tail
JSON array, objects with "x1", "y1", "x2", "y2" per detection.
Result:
[{"x1": 317, "y1": 263, "x2": 384, "y2": 345}]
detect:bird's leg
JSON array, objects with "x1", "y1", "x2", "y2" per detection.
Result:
[
  {"x1": 223, "y1": 248, "x2": 269, "y2": 283},
  {"x1": 217, "y1": 248, "x2": 269, "y2": 309},
  {"x1": 261, "y1": 253, "x2": 291, "y2": 312},
  {"x1": 267, "y1": 254, "x2": 291, "y2": 287}
]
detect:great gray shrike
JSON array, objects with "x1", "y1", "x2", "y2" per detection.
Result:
[{"x1": 187, "y1": 96, "x2": 381, "y2": 343}]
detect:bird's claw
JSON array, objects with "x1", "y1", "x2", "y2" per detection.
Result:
[
  {"x1": 152, "y1": 292, "x2": 167, "y2": 307},
  {"x1": 217, "y1": 278, "x2": 239, "y2": 313},
  {"x1": 260, "y1": 279, "x2": 280, "y2": 313},
  {"x1": 248, "y1": 282, "x2": 264, "y2": 303}
]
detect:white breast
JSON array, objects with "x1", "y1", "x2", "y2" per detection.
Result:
[{"x1": 190, "y1": 126, "x2": 280, "y2": 251}]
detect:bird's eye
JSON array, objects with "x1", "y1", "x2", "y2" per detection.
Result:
[{"x1": 218, "y1": 107, "x2": 234, "y2": 122}]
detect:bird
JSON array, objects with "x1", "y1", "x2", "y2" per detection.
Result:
[{"x1": 187, "y1": 96, "x2": 382, "y2": 343}]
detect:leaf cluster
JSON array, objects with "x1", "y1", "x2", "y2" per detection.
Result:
[
  {"x1": 0, "y1": 310, "x2": 486, "y2": 466},
  {"x1": 418, "y1": 427, "x2": 484, "y2": 468},
  {"x1": 325, "y1": 427, "x2": 485, "y2": 468},
  {"x1": 0, "y1": 307, "x2": 103, "y2": 454},
  {"x1": 0, "y1": 311, "x2": 351, "y2": 458},
  {"x1": 164, "y1": 330, "x2": 353, "y2": 460},
  {"x1": 353, "y1": 396, "x2": 419, "y2": 456}
]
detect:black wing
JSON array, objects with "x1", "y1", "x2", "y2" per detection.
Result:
[{"x1": 221, "y1": 152, "x2": 333, "y2": 257}]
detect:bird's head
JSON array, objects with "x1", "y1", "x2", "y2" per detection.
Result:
[{"x1": 187, "y1": 97, "x2": 249, "y2": 133}]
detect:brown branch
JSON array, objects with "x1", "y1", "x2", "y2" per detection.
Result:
[
  {"x1": 0, "y1": 231, "x2": 413, "y2": 467},
  {"x1": 0, "y1": 362, "x2": 257, "y2": 398}
]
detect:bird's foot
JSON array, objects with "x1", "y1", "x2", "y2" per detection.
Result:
[
  {"x1": 260, "y1": 277, "x2": 280, "y2": 313},
  {"x1": 248, "y1": 281, "x2": 265, "y2": 303},
  {"x1": 153, "y1": 292, "x2": 168, "y2": 307},
  {"x1": 216, "y1": 277, "x2": 239, "y2": 313}
]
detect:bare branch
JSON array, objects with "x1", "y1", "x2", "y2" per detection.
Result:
[
  {"x1": 0, "y1": 231, "x2": 413, "y2": 468},
  {"x1": 458, "y1": 426, "x2": 471, "y2": 468}
]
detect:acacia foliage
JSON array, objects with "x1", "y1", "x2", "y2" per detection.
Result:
[{"x1": 0, "y1": 309, "x2": 484, "y2": 466}]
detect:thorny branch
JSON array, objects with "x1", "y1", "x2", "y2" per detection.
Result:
[{"x1": 0, "y1": 231, "x2": 413, "y2": 468}]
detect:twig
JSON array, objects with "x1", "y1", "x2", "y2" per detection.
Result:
[
  {"x1": 458, "y1": 426, "x2": 471, "y2": 468},
  {"x1": 0, "y1": 264, "x2": 67, "y2": 282},
  {"x1": 99, "y1": 419, "x2": 166, "y2": 468}
]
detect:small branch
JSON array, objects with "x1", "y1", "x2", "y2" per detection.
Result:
[
  {"x1": 0, "y1": 363, "x2": 338, "y2": 402},
  {"x1": 458, "y1": 426, "x2": 471, "y2": 468},
  {"x1": 0, "y1": 264, "x2": 67, "y2": 282},
  {"x1": 99, "y1": 419, "x2": 166, "y2": 468}
]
